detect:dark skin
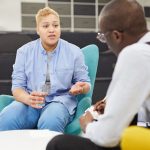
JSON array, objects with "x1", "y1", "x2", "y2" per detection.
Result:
[
  {"x1": 80, "y1": 98, "x2": 106, "y2": 133},
  {"x1": 80, "y1": 0, "x2": 148, "y2": 133},
  {"x1": 93, "y1": 99, "x2": 106, "y2": 114}
]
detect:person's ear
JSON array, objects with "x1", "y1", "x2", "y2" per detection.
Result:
[
  {"x1": 36, "y1": 27, "x2": 39, "y2": 35},
  {"x1": 112, "y1": 30, "x2": 123, "y2": 43}
]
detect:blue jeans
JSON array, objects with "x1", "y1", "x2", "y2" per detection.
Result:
[{"x1": 0, "y1": 101, "x2": 74, "y2": 132}]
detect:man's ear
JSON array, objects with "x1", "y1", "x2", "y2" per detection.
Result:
[{"x1": 112, "y1": 30, "x2": 123, "y2": 43}]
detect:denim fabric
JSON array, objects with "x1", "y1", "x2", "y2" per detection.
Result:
[{"x1": 0, "y1": 101, "x2": 73, "y2": 132}]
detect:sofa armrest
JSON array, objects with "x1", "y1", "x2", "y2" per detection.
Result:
[
  {"x1": 0, "y1": 95, "x2": 14, "y2": 111},
  {"x1": 65, "y1": 97, "x2": 91, "y2": 135}
]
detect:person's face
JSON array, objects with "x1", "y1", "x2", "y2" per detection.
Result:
[
  {"x1": 98, "y1": 16, "x2": 123, "y2": 56},
  {"x1": 36, "y1": 14, "x2": 61, "y2": 51}
]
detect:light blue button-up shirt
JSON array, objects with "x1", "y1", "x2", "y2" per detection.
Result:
[{"x1": 12, "y1": 38, "x2": 90, "y2": 114}]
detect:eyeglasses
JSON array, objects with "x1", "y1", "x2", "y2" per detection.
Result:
[
  {"x1": 97, "y1": 30, "x2": 124, "y2": 43},
  {"x1": 96, "y1": 32, "x2": 107, "y2": 43}
]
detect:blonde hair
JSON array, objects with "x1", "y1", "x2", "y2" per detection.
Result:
[{"x1": 35, "y1": 7, "x2": 60, "y2": 25}]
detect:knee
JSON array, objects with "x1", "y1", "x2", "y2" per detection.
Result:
[
  {"x1": 38, "y1": 103, "x2": 70, "y2": 132},
  {"x1": 0, "y1": 113, "x2": 17, "y2": 130},
  {"x1": 37, "y1": 111, "x2": 68, "y2": 132},
  {"x1": 0, "y1": 102, "x2": 28, "y2": 130},
  {"x1": 37, "y1": 116, "x2": 65, "y2": 132},
  {"x1": 0, "y1": 108, "x2": 17, "y2": 126}
]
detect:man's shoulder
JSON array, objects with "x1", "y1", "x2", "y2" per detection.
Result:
[
  {"x1": 118, "y1": 42, "x2": 150, "y2": 67},
  {"x1": 121, "y1": 42, "x2": 149, "y2": 56}
]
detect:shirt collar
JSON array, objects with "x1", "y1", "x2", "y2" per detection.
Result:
[
  {"x1": 138, "y1": 31, "x2": 150, "y2": 43},
  {"x1": 39, "y1": 38, "x2": 61, "y2": 55}
]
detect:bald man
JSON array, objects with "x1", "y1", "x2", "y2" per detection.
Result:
[{"x1": 46, "y1": 0, "x2": 150, "y2": 150}]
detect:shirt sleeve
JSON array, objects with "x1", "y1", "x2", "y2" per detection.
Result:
[
  {"x1": 73, "y1": 48, "x2": 91, "y2": 85},
  {"x1": 84, "y1": 47, "x2": 150, "y2": 147},
  {"x1": 11, "y1": 47, "x2": 27, "y2": 91}
]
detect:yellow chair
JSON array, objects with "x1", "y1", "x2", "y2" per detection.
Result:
[{"x1": 121, "y1": 126, "x2": 150, "y2": 150}]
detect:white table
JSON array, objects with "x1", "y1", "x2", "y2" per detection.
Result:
[{"x1": 0, "y1": 130, "x2": 61, "y2": 150}]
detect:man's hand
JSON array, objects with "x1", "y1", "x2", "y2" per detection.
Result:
[
  {"x1": 93, "y1": 99, "x2": 106, "y2": 114},
  {"x1": 79, "y1": 111, "x2": 94, "y2": 133}
]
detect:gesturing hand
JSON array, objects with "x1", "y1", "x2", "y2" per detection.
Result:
[{"x1": 69, "y1": 82, "x2": 85, "y2": 95}]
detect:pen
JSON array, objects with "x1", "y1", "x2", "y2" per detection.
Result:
[{"x1": 102, "y1": 96, "x2": 107, "y2": 102}]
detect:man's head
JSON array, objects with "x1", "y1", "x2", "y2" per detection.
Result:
[
  {"x1": 98, "y1": 0, "x2": 148, "y2": 56},
  {"x1": 35, "y1": 7, "x2": 61, "y2": 51}
]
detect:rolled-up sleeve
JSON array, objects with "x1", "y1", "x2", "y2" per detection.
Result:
[
  {"x1": 12, "y1": 48, "x2": 27, "y2": 91},
  {"x1": 73, "y1": 49, "x2": 91, "y2": 85}
]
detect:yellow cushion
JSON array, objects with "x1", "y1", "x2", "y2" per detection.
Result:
[{"x1": 121, "y1": 126, "x2": 150, "y2": 150}]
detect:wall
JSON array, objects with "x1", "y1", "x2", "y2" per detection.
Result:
[
  {"x1": 21, "y1": 0, "x2": 150, "y2": 32},
  {"x1": 0, "y1": 0, "x2": 21, "y2": 31},
  {"x1": 137, "y1": 0, "x2": 150, "y2": 29},
  {"x1": 0, "y1": 0, "x2": 149, "y2": 32}
]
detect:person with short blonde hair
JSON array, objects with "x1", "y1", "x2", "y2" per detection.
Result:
[{"x1": 0, "y1": 7, "x2": 91, "y2": 132}]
